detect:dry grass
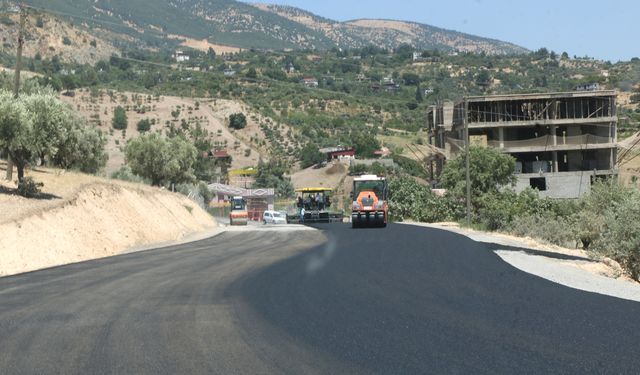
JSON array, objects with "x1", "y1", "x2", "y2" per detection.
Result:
[
  {"x1": 59, "y1": 91, "x2": 279, "y2": 174},
  {"x1": 0, "y1": 161, "x2": 216, "y2": 277},
  {"x1": 290, "y1": 161, "x2": 349, "y2": 190}
]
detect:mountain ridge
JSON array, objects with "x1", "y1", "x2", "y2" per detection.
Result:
[{"x1": 14, "y1": 0, "x2": 528, "y2": 54}]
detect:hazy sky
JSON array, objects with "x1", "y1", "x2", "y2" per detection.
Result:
[{"x1": 245, "y1": 0, "x2": 637, "y2": 62}]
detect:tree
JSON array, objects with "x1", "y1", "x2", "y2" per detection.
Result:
[
  {"x1": 441, "y1": 145, "x2": 516, "y2": 204},
  {"x1": 254, "y1": 158, "x2": 294, "y2": 198},
  {"x1": 349, "y1": 130, "x2": 381, "y2": 158},
  {"x1": 207, "y1": 47, "x2": 216, "y2": 59},
  {"x1": 52, "y1": 116, "x2": 108, "y2": 173},
  {"x1": 112, "y1": 106, "x2": 127, "y2": 130},
  {"x1": 0, "y1": 91, "x2": 31, "y2": 181},
  {"x1": 62, "y1": 37, "x2": 72, "y2": 46},
  {"x1": 402, "y1": 72, "x2": 420, "y2": 86},
  {"x1": 246, "y1": 67, "x2": 258, "y2": 79},
  {"x1": 125, "y1": 133, "x2": 197, "y2": 186},
  {"x1": 388, "y1": 175, "x2": 461, "y2": 222},
  {"x1": 0, "y1": 89, "x2": 106, "y2": 181},
  {"x1": 476, "y1": 70, "x2": 491, "y2": 87},
  {"x1": 36, "y1": 17, "x2": 44, "y2": 28},
  {"x1": 299, "y1": 143, "x2": 325, "y2": 168},
  {"x1": 394, "y1": 44, "x2": 414, "y2": 60},
  {"x1": 229, "y1": 113, "x2": 247, "y2": 130},
  {"x1": 136, "y1": 119, "x2": 151, "y2": 132}
]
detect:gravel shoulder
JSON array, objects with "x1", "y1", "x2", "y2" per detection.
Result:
[{"x1": 399, "y1": 221, "x2": 640, "y2": 302}]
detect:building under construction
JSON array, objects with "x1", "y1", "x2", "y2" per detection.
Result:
[{"x1": 427, "y1": 91, "x2": 618, "y2": 198}]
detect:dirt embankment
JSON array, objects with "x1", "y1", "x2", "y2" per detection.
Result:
[{"x1": 0, "y1": 165, "x2": 217, "y2": 277}]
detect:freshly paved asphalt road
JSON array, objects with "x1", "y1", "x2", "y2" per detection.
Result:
[{"x1": 1, "y1": 224, "x2": 640, "y2": 374}]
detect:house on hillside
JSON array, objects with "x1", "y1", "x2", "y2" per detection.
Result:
[
  {"x1": 301, "y1": 77, "x2": 318, "y2": 88},
  {"x1": 427, "y1": 90, "x2": 618, "y2": 198},
  {"x1": 576, "y1": 83, "x2": 600, "y2": 91},
  {"x1": 319, "y1": 147, "x2": 356, "y2": 161},
  {"x1": 174, "y1": 50, "x2": 190, "y2": 62},
  {"x1": 223, "y1": 68, "x2": 236, "y2": 77}
]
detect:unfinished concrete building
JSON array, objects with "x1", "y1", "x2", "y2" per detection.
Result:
[{"x1": 427, "y1": 91, "x2": 618, "y2": 198}]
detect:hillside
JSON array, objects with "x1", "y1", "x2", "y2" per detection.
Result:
[
  {"x1": 59, "y1": 90, "x2": 297, "y2": 174},
  {"x1": 255, "y1": 4, "x2": 528, "y2": 54},
  {"x1": 16, "y1": 0, "x2": 527, "y2": 54},
  {"x1": 0, "y1": 11, "x2": 119, "y2": 64},
  {"x1": 0, "y1": 162, "x2": 217, "y2": 277}
]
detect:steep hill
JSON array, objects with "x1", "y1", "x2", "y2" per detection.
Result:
[
  {"x1": 0, "y1": 11, "x2": 119, "y2": 64},
  {"x1": 255, "y1": 4, "x2": 528, "y2": 54},
  {"x1": 15, "y1": 0, "x2": 527, "y2": 54}
]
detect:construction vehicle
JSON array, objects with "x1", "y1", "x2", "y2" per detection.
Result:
[
  {"x1": 351, "y1": 175, "x2": 388, "y2": 228},
  {"x1": 229, "y1": 196, "x2": 248, "y2": 226},
  {"x1": 288, "y1": 188, "x2": 343, "y2": 224}
]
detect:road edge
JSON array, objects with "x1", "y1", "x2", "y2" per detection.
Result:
[{"x1": 397, "y1": 221, "x2": 640, "y2": 303}]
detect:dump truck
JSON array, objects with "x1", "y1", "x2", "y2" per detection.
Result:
[
  {"x1": 351, "y1": 175, "x2": 388, "y2": 228},
  {"x1": 229, "y1": 196, "x2": 248, "y2": 226}
]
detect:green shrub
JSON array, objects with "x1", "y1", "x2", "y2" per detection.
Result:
[
  {"x1": 17, "y1": 177, "x2": 44, "y2": 198},
  {"x1": 229, "y1": 113, "x2": 247, "y2": 129},
  {"x1": 507, "y1": 214, "x2": 574, "y2": 247},
  {"x1": 137, "y1": 119, "x2": 151, "y2": 132},
  {"x1": 477, "y1": 188, "x2": 557, "y2": 231},
  {"x1": 388, "y1": 176, "x2": 462, "y2": 223},
  {"x1": 589, "y1": 187, "x2": 640, "y2": 280},
  {"x1": 110, "y1": 166, "x2": 149, "y2": 184},
  {"x1": 112, "y1": 106, "x2": 127, "y2": 130}
]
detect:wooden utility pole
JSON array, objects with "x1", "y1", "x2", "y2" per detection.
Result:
[
  {"x1": 5, "y1": 3, "x2": 25, "y2": 181},
  {"x1": 464, "y1": 98, "x2": 471, "y2": 225}
]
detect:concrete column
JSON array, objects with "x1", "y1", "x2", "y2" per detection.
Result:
[
  {"x1": 499, "y1": 127, "x2": 504, "y2": 149},
  {"x1": 552, "y1": 152, "x2": 558, "y2": 172},
  {"x1": 611, "y1": 148, "x2": 615, "y2": 171},
  {"x1": 551, "y1": 124, "x2": 557, "y2": 146}
]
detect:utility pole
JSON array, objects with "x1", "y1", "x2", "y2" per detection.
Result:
[
  {"x1": 464, "y1": 98, "x2": 471, "y2": 225},
  {"x1": 5, "y1": 2, "x2": 25, "y2": 181}
]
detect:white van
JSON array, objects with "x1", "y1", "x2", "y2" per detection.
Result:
[{"x1": 263, "y1": 210, "x2": 287, "y2": 224}]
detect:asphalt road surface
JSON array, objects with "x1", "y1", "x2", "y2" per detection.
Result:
[{"x1": 1, "y1": 224, "x2": 639, "y2": 374}]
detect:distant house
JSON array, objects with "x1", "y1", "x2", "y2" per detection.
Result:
[
  {"x1": 211, "y1": 150, "x2": 231, "y2": 159},
  {"x1": 223, "y1": 68, "x2": 236, "y2": 77},
  {"x1": 174, "y1": 50, "x2": 190, "y2": 62},
  {"x1": 383, "y1": 82, "x2": 400, "y2": 93},
  {"x1": 412, "y1": 52, "x2": 424, "y2": 61},
  {"x1": 424, "y1": 88, "x2": 435, "y2": 95},
  {"x1": 285, "y1": 63, "x2": 295, "y2": 74},
  {"x1": 381, "y1": 77, "x2": 395, "y2": 85},
  {"x1": 301, "y1": 77, "x2": 318, "y2": 88},
  {"x1": 576, "y1": 83, "x2": 600, "y2": 91},
  {"x1": 319, "y1": 147, "x2": 356, "y2": 161}
]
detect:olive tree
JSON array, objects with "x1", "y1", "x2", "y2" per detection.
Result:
[
  {"x1": 441, "y1": 145, "x2": 516, "y2": 203},
  {"x1": 125, "y1": 133, "x2": 197, "y2": 186},
  {"x1": 0, "y1": 90, "x2": 30, "y2": 180},
  {"x1": 52, "y1": 115, "x2": 108, "y2": 174}
]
